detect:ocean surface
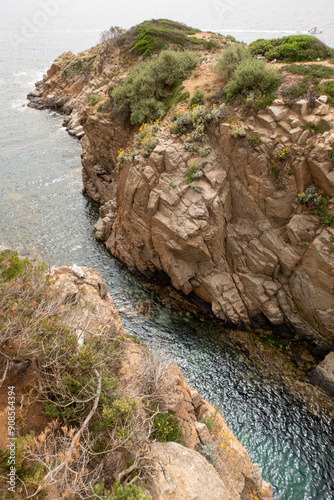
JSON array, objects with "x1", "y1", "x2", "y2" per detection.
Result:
[{"x1": 1, "y1": 1, "x2": 334, "y2": 498}]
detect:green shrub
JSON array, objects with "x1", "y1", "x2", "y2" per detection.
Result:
[
  {"x1": 301, "y1": 123, "x2": 331, "y2": 134},
  {"x1": 223, "y1": 59, "x2": 281, "y2": 102},
  {"x1": 134, "y1": 122, "x2": 159, "y2": 157},
  {"x1": 189, "y1": 89, "x2": 205, "y2": 107},
  {"x1": 320, "y1": 80, "x2": 334, "y2": 105},
  {"x1": 89, "y1": 94, "x2": 101, "y2": 106},
  {"x1": 247, "y1": 134, "x2": 262, "y2": 148},
  {"x1": 183, "y1": 141, "x2": 199, "y2": 152},
  {"x1": 111, "y1": 50, "x2": 199, "y2": 124},
  {"x1": 274, "y1": 147, "x2": 291, "y2": 161},
  {"x1": 128, "y1": 19, "x2": 201, "y2": 58},
  {"x1": 199, "y1": 145, "x2": 212, "y2": 157},
  {"x1": 249, "y1": 35, "x2": 333, "y2": 62},
  {"x1": 229, "y1": 124, "x2": 246, "y2": 138},
  {"x1": 170, "y1": 104, "x2": 224, "y2": 139},
  {"x1": 271, "y1": 165, "x2": 280, "y2": 179},
  {"x1": 187, "y1": 164, "x2": 203, "y2": 184},
  {"x1": 282, "y1": 64, "x2": 334, "y2": 84},
  {"x1": 296, "y1": 185, "x2": 333, "y2": 226},
  {"x1": 0, "y1": 251, "x2": 31, "y2": 282},
  {"x1": 93, "y1": 479, "x2": 149, "y2": 500},
  {"x1": 164, "y1": 81, "x2": 190, "y2": 111},
  {"x1": 151, "y1": 413, "x2": 184, "y2": 444},
  {"x1": 214, "y1": 45, "x2": 251, "y2": 82}
]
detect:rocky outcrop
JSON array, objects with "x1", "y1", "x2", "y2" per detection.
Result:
[
  {"x1": 28, "y1": 39, "x2": 334, "y2": 356},
  {"x1": 51, "y1": 266, "x2": 272, "y2": 500}
]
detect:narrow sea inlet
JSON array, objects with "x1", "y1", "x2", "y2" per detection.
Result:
[
  {"x1": 1, "y1": 4, "x2": 334, "y2": 496},
  {"x1": 0, "y1": 95, "x2": 333, "y2": 500}
]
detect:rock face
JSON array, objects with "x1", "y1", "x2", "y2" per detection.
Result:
[
  {"x1": 28, "y1": 42, "x2": 334, "y2": 355},
  {"x1": 50, "y1": 265, "x2": 273, "y2": 500},
  {"x1": 149, "y1": 442, "x2": 233, "y2": 500}
]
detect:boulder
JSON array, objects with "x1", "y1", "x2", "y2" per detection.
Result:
[{"x1": 149, "y1": 442, "x2": 235, "y2": 500}]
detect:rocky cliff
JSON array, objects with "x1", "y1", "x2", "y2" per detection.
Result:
[
  {"x1": 0, "y1": 246, "x2": 272, "y2": 499},
  {"x1": 28, "y1": 28, "x2": 334, "y2": 358}
]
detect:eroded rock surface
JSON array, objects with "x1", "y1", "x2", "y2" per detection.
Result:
[{"x1": 28, "y1": 41, "x2": 334, "y2": 356}]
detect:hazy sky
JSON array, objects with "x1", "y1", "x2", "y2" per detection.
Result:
[{"x1": 1, "y1": 0, "x2": 333, "y2": 54}]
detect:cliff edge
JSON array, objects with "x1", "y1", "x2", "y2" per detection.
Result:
[
  {"x1": 0, "y1": 246, "x2": 272, "y2": 499},
  {"x1": 28, "y1": 21, "x2": 334, "y2": 374}
]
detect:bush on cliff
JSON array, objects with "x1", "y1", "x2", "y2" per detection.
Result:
[
  {"x1": 223, "y1": 58, "x2": 281, "y2": 102},
  {"x1": 214, "y1": 44, "x2": 251, "y2": 82},
  {"x1": 249, "y1": 35, "x2": 334, "y2": 62},
  {"x1": 111, "y1": 49, "x2": 199, "y2": 124}
]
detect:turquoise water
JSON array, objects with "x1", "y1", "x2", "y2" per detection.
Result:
[{"x1": 1, "y1": 2, "x2": 334, "y2": 498}]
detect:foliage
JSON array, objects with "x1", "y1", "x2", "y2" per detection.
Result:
[
  {"x1": 134, "y1": 122, "x2": 160, "y2": 157},
  {"x1": 187, "y1": 164, "x2": 203, "y2": 184},
  {"x1": 89, "y1": 94, "x2": 101, "y2": 106},
  {"x1": 151, "y1": 413, "x2": 184, "y2": 444},
  {"x1": 117, "y1": 148, "x2": 126, "y2": 166},
  {"x1": 128, "y1": 19, "x2": 201, "y2": 58},
  {"x1": 189, "y1": 183, "x2": 201, "y2": 192},
  {"x1": 189, "y1": 89, "x2": 205, "y2": 107},
  {"x1": 229, "y1": 123, "x2": 246, "y2": 138},
  {"x1": 281, "y1": 63, "x2": 334, "y2": 84},
  {"x1": 223, "y1": 58, "x2": 281, "y2": 102},
  {"x1": 62, "y1": 55, "x2": 96, "y2": 80},
  {"x1": 100, "y1": 26, "x2": 126, "y2": 49},
  {"x1": 214, "y1": 44, "x2": 251, "y2": 82},
  {"x1": 296, "y1": 186, "x2": 333, "y2": 226},
  {"x1": 164, "y1": 81, "x2": 190, "y2": 111},
  {"x1": 320, "y1": 80, "x2": 334, "y2": 105},
  {"x1": 111, "y1": 50, "x2": 199, "y2": 124},
  {"x1": 201, "y1": 412, "x2": 216, "y2": 431},
  {"x1": 183, "y1": 141, "x2": 199, "y2": 152},
  {"x1": 170, "y1": 103, "x2": 224, "y2": 139},
  {"x1": 247, "y1": 134, "x2": 262, "y2": 148},
  {"x1": 301, "y1": 123, "x2": 331, "y2": 134},
  {"x1": 249, "y1": 35, "x2": 333, "y2": 62},
  {"x1": 271, "y1": 165, "x2": 280, "y2": 179},
  {"x1": 199, "y1": 145, "x2": 212, "y2": 157},
  {"x1": 274, "y1": 147, "x2": 291, "y2": 161}
]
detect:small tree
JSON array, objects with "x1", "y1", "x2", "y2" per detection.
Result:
[{"x1": 100, "y1": 26, "x2": 126, "y2": 49}]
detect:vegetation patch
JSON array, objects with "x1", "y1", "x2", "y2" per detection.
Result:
[
  {"x1": 187, "y1": 163, "x2": 204, "y2": 184},
  {"x1": 281, "y1": 64, "x2": 334, "y2": 84},
  {"x1": 247, "y1": 134, "x2": 262, "y2": 148},
  {"x1": 189, "y1": 89, "x2": 205, "y2": 107},
  {"x1": 249, "y1": 35, "x2": 334, "y2": 62},
  {"x1": 111, "y1": 49, "x2": 199, "y2": 124},
  {"x1": 214, "y1": 45, "x2": 251, "y2": 82},
  {"x1": 127, "y1": 19, "x2": 202, "y2": 58},
  {"x1": 89, "y1": 94, "x2": 101, "y2": 106},
  {"x1": 222, "y1": 58, "x2": 281, "y2": 102},
  {"x1": 301, "y1": 123, "x2": 331, "y2": 134},
  {"x1": 134, "y1": 122, "x2": 160, "y2": 157},
  {"x1": 229, "y1": 123, "x2": 246, "y2": 138},
  {"x1": 0, "y1": 253, "x2": 179, "y2": 498},
  {"x1": 320, "y1": 80, "x2": 334, "y2": 105},
  {"x1": 151, "y1": 413, "x2": 184, "y2": 444},
  {"x1": 296, "y1": 186, "x2": 333, "y2": 226}
]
